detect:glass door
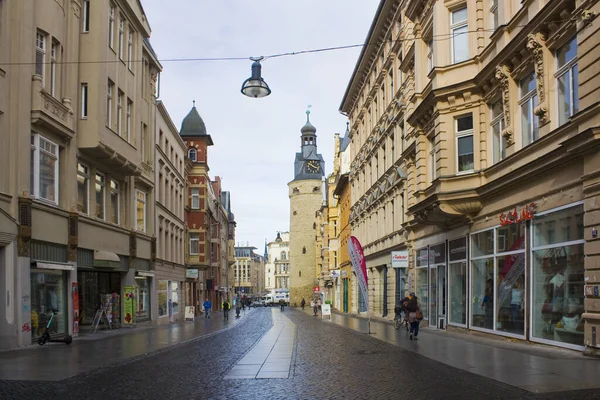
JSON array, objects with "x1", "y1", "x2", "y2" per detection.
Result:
[
  {"x1": 438, "y1": 265, "x2": 447, "y2": 329},
  {"x1": 343, "y1": 278, "x2": 348, "y2": 313},
  {"x1": 429, "y1": 267, "x2": 438, "y2": 327}
]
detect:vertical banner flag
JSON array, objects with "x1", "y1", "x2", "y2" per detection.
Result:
[{"x1": 348, "y1": 236, "x2": 369, "y2": 311}]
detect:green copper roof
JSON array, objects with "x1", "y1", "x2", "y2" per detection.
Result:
[{"x1": 180, "y1": 105, "x2": 207, "y2": 138}]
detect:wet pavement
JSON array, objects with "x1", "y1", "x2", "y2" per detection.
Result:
[
  {"x1": 1, "y1": 307, "x2": 599, "y2": 400},
  {"x1": 318, "y1": 310, "x2": 600, "y2": 394},
  {"x1": 0, "y1": 308, "x2": 250, "y2": 381}
]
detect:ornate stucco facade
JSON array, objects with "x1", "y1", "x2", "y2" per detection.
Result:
[
  {"x1": 265, "y1": 232, "x2": 290, "y2": 293},
  {"x1": 340, "y1": 0, "x2": 600, "y2": 354}
]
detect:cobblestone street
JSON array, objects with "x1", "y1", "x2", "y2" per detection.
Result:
[{"x1": 1, "y1": 308, "x2": 599, "y2": 400}]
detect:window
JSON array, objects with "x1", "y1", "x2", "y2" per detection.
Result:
[
  {"x1": 50, "y1": 41, "x2": 57, "y2": 97},
  {"x1": 456, "y1": 114, "x2": 474, "y2": 172},
  {"x1": 126, "y1": 99, "x2": 132, "y2": 142},
  {"x1": 109, "y1": 179, "x2": 119, "y2": 224},
  {"x1": 520, "y1": 72, "x2": 539, "y2": 146},
  {"x1": 429, "y1": 136, "x2": 436, "y2": 180},
  {"x1": 189, "y1": 233, "x2": 199, "y2": 254},
  {"x1": 556, "y1": 37, "x2": 578, "y2": 126},
  {"x1": 118, "y1": 15, "x2": 124, "y2": 59},
  {"x1": 30, "y1": 134, "x2": 59, "y2": 204},
  {"x1": 81, "y1": 83, "x2": 88, "y2": 118},
  {"x1": 117, "y1": 90, "x2": 123, "y2": 136},
  {"x1": 427, "y1": 39, "x2": 433, "y2": 72},
  {"x1": 491, "y1": 100, "x2": 506, "y2": 163},
  {"x1": 191, "y1": 188, "x2": 200, "y2": 209},
  {"x1": 127, "y1": 29, "x2": 133, "y2": 69},
  {"x1": 136, "y1": 190, "x2": 146, "y2": 232},
  {"x1": 490, "y1": 0, "x2": 499, "y2": 31},
  {"x1": 35, "y1": 32, "x2": 45, "y2": 83},
  {"x1": 188, "y1": 148, "x2": 197, "y2": 161},
  {"x1": 170, "y1": 282, "x2": 179, "y2": 314},
  {"x1": 106, "y1": 80, "x2": 113, "y2": 128},
  {"x1": 451, "y1": 7, "x2": 469, "y2": 63},
  {"x1": 108, "y1": 5, "x2": 115, "y2": 49},
  {"x1": 82, "y1": 0, "x2": 90, "y2": 32},
  {"x1": 77, "y1": 163, "x2": 89, "y2": 214},
  {"x1": 95, "y1": 173, "x2": 105, "y2": 219}
]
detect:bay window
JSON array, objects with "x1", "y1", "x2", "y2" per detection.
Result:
[
  {"x1": 451, "y1": 7, "x2": 469, "y2": 63},
  {"x1": 189, "y1": 233, "x2": 199, "y2": 255},
  {"x1": 556, "y1": 37, "x2": 578, "y2": 126},
  {"x1": 77, "y1": 163, "x2": 89, "y2": 214},
  {"x1": 30, "y1": 134, "x2": 59, "y2": 204},
  {"x1": 456, "y1": 114, "x2": 474, "y2": 172},
  {"x1": 520, "y1": 72, "x2": 539, "y2": 146},
  {"x1": 191, "y1": 188, "x2": 200, "y2": 209},
  {"x1": 95, "y1": 173, "x2": 105, "y2": 220},
  {"x1": 136, "y1": 190, "x2": 146, "y2": 232},
  {"x1": 491, "y1": 100, "x2": 506, "y2": 163}
]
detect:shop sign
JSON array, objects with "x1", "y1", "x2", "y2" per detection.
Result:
[
  {"x1": 313, "y1": 286, "x2": 320, "y2": 293},
  {"x1": 416, "y1": 248, "x2": 429, "y2": 267},
  {"x1": 123, "y1": 286, "x2": 135, "y2": 325},
  {"x1": 186, "y1": 269, "x2": 199, "y2": 279},
  {"x1": 429, "y1": 243, "x2": 446, "y2": 265},
  {"x1": 449, "y1": 237, "x2": 467, "y2": 262},
  {"x1": 330, "y1": 270, "x2": 340, "y2": 278},
  {"x1": 185, "y1": 306, "x2": 195, "y2": 321},
  {"x1": 137, "y1": 271, "x2": 154, "y2": 277},
  {"x1": 391, "y1": 251, "x2": 409, "y2": 268},
  {"x1": 499, "y1": 202, "x2": 536, "y2": 226},
  {"x1": 321, "y1": 303, "x2": 331, "y2": 319},
  {"x1": 341, "y1": 270, "x2": 347, "y2": 278}
]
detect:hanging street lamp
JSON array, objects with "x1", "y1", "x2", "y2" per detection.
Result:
[{"x1": 241, "y1": 56, "x2": 271, "y2": 98}]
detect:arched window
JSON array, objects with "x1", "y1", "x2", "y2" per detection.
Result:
[
  {"x1": 280, "y1": 251, "x2": 286, "y2": 260},
  {"x1": 302, "y1": 246, "x2": 306, "y2": 254},
  {"x1": 188, "y1": 148, "x2": 197, "y2": 161}
]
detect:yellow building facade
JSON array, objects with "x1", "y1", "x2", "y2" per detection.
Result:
[{"x1": 340, "y1": 0, "x2": 600, "y2": 354}]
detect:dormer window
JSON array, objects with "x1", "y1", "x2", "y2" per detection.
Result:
[{"x1": 188, "y1": 148, "x2": 197, "y2": 161}]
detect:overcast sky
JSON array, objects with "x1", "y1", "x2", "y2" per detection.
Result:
[{"x1": 142, "y1": 0, "x2": 379, "y2": 253}]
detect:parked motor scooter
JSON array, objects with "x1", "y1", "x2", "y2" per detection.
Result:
[{"x1": 38, "y1": 309, "x2": 73, "y2": 345}]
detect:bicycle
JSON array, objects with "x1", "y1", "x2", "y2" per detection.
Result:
[{"x1": 394, "y1": 309, "x2": 409, "y2": 331}]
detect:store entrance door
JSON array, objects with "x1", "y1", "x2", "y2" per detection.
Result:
[
  {"x1": 429, "y1": 265, "x2": 447, "y2": 329},
  {"x1": 343, "y1": 278, "x2": 348, "y2": 313}
]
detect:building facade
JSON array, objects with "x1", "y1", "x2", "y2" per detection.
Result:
[
  {"x1": 0, "y1": 0, "x2": 161, "y2": 348},
  {"x1": 155, "y1": 101, "x2": 186, "y2": 324},
  {"x1": 265, "y1": 232, "x2": 290, "y2": 293},
  {"x1": 288, "y1": 112, "x2": 326, "y2": 307},
  {"x1": 233, "y1": 246, "x2": 264, "y2": 300},
  {"x1": 341, "y1": 0, "x2": 600, "y2": 354}
]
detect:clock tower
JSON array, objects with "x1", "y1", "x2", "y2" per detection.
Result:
[{"x1": 288, "y1": 111, "x2": 325, "y2": 307}]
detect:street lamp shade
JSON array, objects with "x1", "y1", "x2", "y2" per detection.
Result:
[{"x1": 241, "y1": 57, "x2": 271, "y2": 98}]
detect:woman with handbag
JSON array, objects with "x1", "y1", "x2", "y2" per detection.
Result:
[{"x1": 406, "y1": 292, "x2": 423, "y2": 341}]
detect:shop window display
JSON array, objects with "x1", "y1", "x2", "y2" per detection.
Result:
[
  {"x1": 170, "y1": 281, "x2": 180, "y2": 315},
  {"x1": 532, "y1": 204, "x2": 584, "y2": 347},
  {"x1": 416, "y1": 268, "x2": 429, "y2": 320},
  {"x1": 448, "y1": 237, "x2": 467, "y2": 326},
  {"x1": 471, "y1": 258, "x2": 494, "y2": 329},
  {"x1": 158, "y1": 280, "x2": 168, "y2": 317},
  {"x1": 31, "y1": 269, "x2": 67, "y2": 339},
  {"x1": 135, "y1": 277, "x2": 150, "y2": 321},
  {"x1": 77, "y1": 271, "x2": 121, "y2": 326}
]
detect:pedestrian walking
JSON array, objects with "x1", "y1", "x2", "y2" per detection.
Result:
[
  {"x1": 301, "y1": 298, "x2": 306, "y2": 310},
  {"x1": 222, "y1": 299, "x2": 230, "y2": 320},
  {"x1": 279, "y1": 299, "x2": 285, "y2": 311},
  {"x1": 203, "y1": 298, "x2": 212, "y2": 319},
  {"x1": 405, "y1": 292, "x2": 422, "y2": 340},
  {"x1": 235, "y1": 301, "x2": 241, "y2": 318}
]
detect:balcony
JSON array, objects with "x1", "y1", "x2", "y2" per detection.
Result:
[{"x1": 30, "y1": 75, "x2": 74, "y2": 140}]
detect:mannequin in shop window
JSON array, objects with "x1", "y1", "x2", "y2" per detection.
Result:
[{"x1": 541, "y1": 257, "x2": 566, "y2": 334}]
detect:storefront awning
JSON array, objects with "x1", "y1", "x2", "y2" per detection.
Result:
[
  {"x1": 94, "y1": 250, "x2": 121, "y2": 268},
  {"x1": 35, "y1": 262, "x2": 74, "y2": 271}
]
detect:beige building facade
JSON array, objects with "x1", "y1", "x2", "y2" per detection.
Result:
[
  {"x1": 154, "y1": 101, "x2": 186, "y2": 324},
  {"x1": 341, "y1": 0, "x2": 600, "y2": 354},
  {"x1": 289, "y1": 112, "x2": 326, "y2": 307},
  {"x1": 265, "y1": 232, "x2": 290, "y2": 293},
  {"x1": 0, "y1": 0, "x2": 160, "y2": 348}
]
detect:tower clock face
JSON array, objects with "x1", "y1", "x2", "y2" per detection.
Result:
[{"x1": 307, "y1": 160, "x2": 321, "y2": 174}]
